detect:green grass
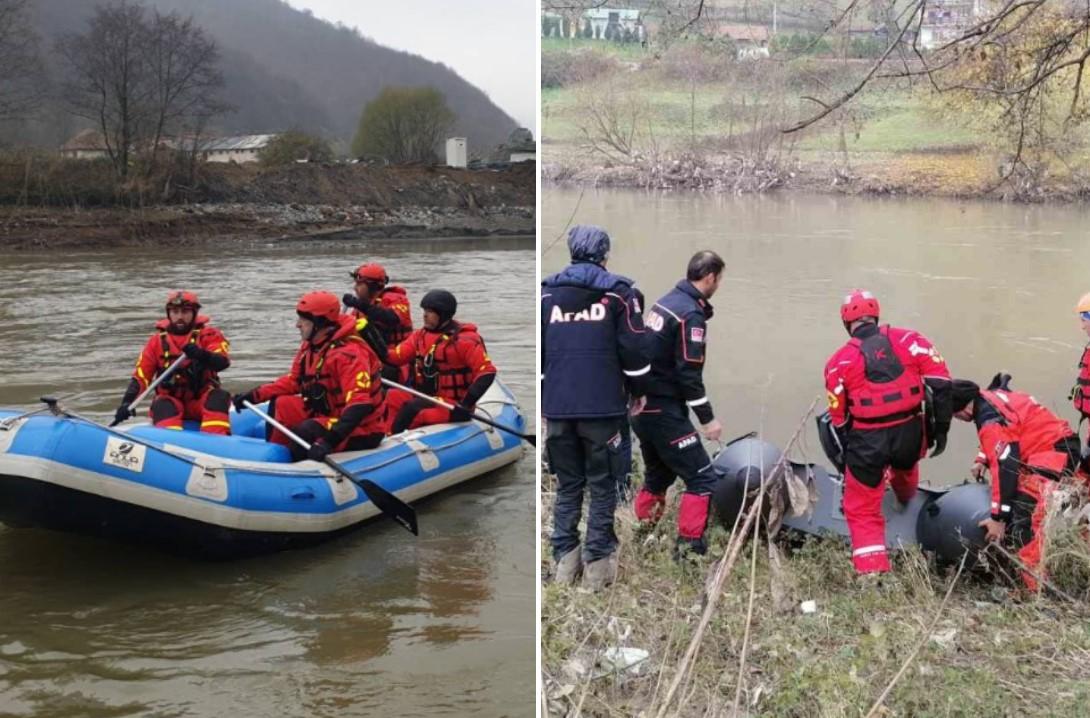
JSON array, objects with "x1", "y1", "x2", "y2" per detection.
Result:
[{"x1": 541, "y1": 470, "x2": 1090, "y2": 717}]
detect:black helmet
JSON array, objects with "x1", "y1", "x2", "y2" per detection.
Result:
[{"x1": 420, "y1": 289, "x2": 457, "y2": 323}]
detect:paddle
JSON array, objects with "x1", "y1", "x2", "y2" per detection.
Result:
[
  {"x1": 380, "y1": 378, "x2": 535, "y2": 447},
  {"x1": 110, "y1": 354, "x2": 189, "y2": 426},
  {"x1": 242, "y1": 400, "x2": 418, "y2": 536}
]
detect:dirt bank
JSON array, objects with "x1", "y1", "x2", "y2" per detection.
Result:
[{"x1": 0, "y1": 162, "x2": 535, "y2": 249}]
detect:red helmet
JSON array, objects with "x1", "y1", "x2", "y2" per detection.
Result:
[
  {"x1": 165, "y1": 290, "x2": 201, "y2": 311},
  {"x1": 840, "y1": 289, "x2": 879, "y2": 323},
  {"x1": 351, "y1": 263, "x2": 388, "y2": 285},
  {"x1": 296, "y1": 291, "x2": 341, "y2": 323}
]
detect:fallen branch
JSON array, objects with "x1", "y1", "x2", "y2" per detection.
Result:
[{"x1": 652, "y1": 396, "x2": 820, "y2": 718}]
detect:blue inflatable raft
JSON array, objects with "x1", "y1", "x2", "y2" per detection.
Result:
[{"x1": 0, "y1": 381, "x2": 526, "y2": 559}]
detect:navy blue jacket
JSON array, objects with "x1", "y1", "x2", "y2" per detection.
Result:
[
  {"x1": 541, "y1": 262, "x2": 650, "y2": 419},
  {"x1": 643, "y1": 280, "x2": 716, "y2": 424}
]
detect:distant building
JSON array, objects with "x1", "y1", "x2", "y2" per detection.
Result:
[
  {"x1": 446, "y1": 137, "x2": 467, "y2": 168},
  {"x1": 542, "y1": 8, "x2": 646, "y2": 43},
  {"x1": 506, "y1": 128, "x2": 536, "y2": 163},
  {"x1": 59, "y1": 129, "x2": 109, "y2": 160},
  {"x1": 716, "y1": 23, "x2": 771, "y2": 59},
  {"x1": 198, "y1": 134, "x2": 277, "y2": 163},
  {"x1": 919, "y1": 0, "x2": 982, "y2": 49}
]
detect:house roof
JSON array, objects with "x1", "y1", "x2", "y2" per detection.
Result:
[
  {"x1": 198, "y1": 134, "x2": 277, "y2": 152},
  {"x1": 61, "y1": 129, "x2": 107, "y2": 151}
]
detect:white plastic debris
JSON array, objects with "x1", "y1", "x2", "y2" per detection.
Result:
[
  {"x1": 596, "y1": 646, "x2": 650, "y2": 677},
  {"x1": 800, "y1": 600, "x2": 817, "y2": 614}
]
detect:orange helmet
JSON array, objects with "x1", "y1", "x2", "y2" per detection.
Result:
[
  {"x1": 296, "y1": 291, "x2": 341, "y2": 323},
  {"x1": 165, "y1": 290, "x2": 200, "y2": 311},
  {"x1": 1076, "y1": 292, "x2": 1090, "y2": 315},
  {"x1": 840, "y1": 289, "x2": 879, "y2": 323},
  {"x1": 351, "y1": 263, "x2": 388, "y2": 285}
]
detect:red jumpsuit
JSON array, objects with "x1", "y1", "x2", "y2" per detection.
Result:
[
  {"x1": 348, "y1": 285, "x2": 413, "y2": 383},
  {"x1": 252, "y1": 316, "x2": 388, "y2": 450},
  {"x1": 972, "y1": 389, "x2": 1082, "y2": 590},
  {"x1": 130, "y1": 316, "x2": 231, "y2": 434},
  {"x1": 386, "y1": 321, "x2": 497, "y2": 429},
  {"x1": 1070, "y1": 343, "x2": 1090, "y2": 440},
  {"x1": 824, "y1": 324, "x2": 951, "y2": 573}
]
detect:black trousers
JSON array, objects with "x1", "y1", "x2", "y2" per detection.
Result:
[
  {"x1": 546, "y1": 417, "x2": 625, "y2": 562},
  {"x1": 631, "y1": 400, "x2": 715, "y2": 496},
  {"x1": 845, "y1": 418, "x2": 923, "y2": 488}
]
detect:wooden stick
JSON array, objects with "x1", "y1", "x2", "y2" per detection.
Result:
[{"x1": 653, "y1": 397, "x2": 819, "y2": 718}]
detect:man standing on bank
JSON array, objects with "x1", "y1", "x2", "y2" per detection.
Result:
[
  {"x1": 542, "y1": 225, "x2": 651, "y2": 590},
  {"x1": 632, "y1": 251, "x2": 725, "y2": 559}
]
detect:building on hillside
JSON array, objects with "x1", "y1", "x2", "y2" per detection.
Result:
[
  {"x1": 59, "y1": 129, "x2": 110, "y2": 160},
  {"x1": 919, "y1": 0, "x2": 983, "y2": 49},
  {"x1": 446, "y1": 137, "x2": 467, "y2": 168},
  {"x1": 716, "y1": 23, "x2": 771, "y2": 59},
  {"x1": 198, "y1": 134, "x2": 277, "y2": 163}
]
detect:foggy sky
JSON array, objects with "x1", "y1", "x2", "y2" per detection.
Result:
[{"x1": 290, "y1": 0, "x2": 537, "y2": 133}]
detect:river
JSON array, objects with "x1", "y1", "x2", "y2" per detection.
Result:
[
  {"x1": 0, "y1": 236, "x2": 535, "y2": 717},
  {"x1": 543, "y1": 188, "x2": 1090, "y2": 482}
]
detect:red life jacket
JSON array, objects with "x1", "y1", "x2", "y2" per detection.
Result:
[
  {"x1": 980, "y1": 389, "x2": 1075, "y2": 460},
  {"x1": 847, "y1": 325, "x2": 924, "y2": 425},
  {"x1": 378, "y1": 286, "x2": 413, "y2": 344},
  {"x1": 1071, "y1": 344, "x2": 1090, "y2": 416},
  {"x1": 409, "y1": 323, "x2": 482, "y2": 403},
  {"x1": 295, "y1": 319, "x2": 383, "y2": 418},
  {"x1": 154, "y1": 317, "x2": 221, "y2": 398}
]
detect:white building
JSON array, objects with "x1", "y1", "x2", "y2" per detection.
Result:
[
  {"x1": 919, "y1": 0, "x2": 983, "y2": 49},
  {"x1": 446, "y1": 137, "x2": 467, "y2": 168},
  {"x1": 198, "y1": 134, "x2": 277, "y2": 163},
  {"x1": 59, "y1": 129, "x2": 109, "y2": 160}
]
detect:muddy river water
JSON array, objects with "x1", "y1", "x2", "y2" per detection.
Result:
[
  {"x1": 543, "y1": 188, "x2": 1090, "y2": 482},
  {"x1": 0, "y1": 235, "x2": 535, "y2": 717}
]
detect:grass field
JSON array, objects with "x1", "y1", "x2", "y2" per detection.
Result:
[{"x1": 541, "y1": 474, "x2": 1090, "y2": 717}]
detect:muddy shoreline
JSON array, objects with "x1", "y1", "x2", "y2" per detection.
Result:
[
  {"x1": 0, "y1": 203, "x2": 534, "y2": 250},
  {"x1": 542, "y1": 152, "x2": 1090, "y2": 204}
]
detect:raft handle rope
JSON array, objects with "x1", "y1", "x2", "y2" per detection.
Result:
[{"x1": 39, "y1": 396, "x2": 218, "y2": 477}]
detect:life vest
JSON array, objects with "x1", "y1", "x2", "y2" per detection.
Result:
[
  {"x1": 980, "y1": 389, "x2": 1076, "y2": 462},
  {"x1": 1071, "y1": 344, "x2": 1090, "y2": 416},
  {"x1": 378, "y1": 286, "x2": 413, "y2": 344},
  {"x1": 410, "y1": 324, "x2": 479, "y2": 403},
  {"x1": 296, "y1": 331, "x2": 381, "y2": 417},
  {"x1": 847, "y1": 325, "x2": 924, "y2": 425},
  {"x1": 155, "y1": 320, "x2": 220, "y2": 397}
]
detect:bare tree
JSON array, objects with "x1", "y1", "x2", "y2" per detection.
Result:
[
  {"x1": 0, "y1": 0, "x2": 44, "y2": 121},
  {"x1": 782, "y1": 0, "x2": 1090, "y2": 188},
  {"x1": 144, "y1": 10, "x2": 226, "y2": 175},
  {"x1": 58, "y1": 1, "x2": 150, "y2": 179},
  {"x1": 57, "y1": 0, "x2": 226, "y2": 181}
]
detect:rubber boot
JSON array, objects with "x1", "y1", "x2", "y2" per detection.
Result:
[
  {"x1": 582, "y1": 552, "x2": 618, "y2": 592},
  {"x1": 554, "y1": 547, "x2": 583, "y2": 586}
]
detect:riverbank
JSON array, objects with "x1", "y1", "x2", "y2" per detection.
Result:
[
  {"x1": 541, "y1": 479, "x2": 1090, "y2": 717},
  {"x1": 0, "y1": 161, "x2": 535, "y2": 248},
  {"x1": 541, "y1": 43, "x2": 1090, "y2": 203}
]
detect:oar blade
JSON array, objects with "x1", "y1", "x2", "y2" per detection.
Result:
[{"x1": 356, "y1": 476, "x2": 419, "y2": 536}]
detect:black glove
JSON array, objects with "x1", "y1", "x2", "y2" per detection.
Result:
[
  {"x1": 930, "y1": 431, "x2": 948, "y2": 458},
  {"x1": 113, "y1": 405, "x2": 132, "y2": 425},
  {"x1": 450, "y1": 403, "x2": 473, "y2": 422},
  {"x1": 182, "y1": 343, "x2": 210, "y2": 363},
  {"x1": 342, "y1": 293, "x2": 365, "y2": 311},
  {"x1": 232, "y1": 390, "x2": 257, "y2": 413},
  {"x1": 308, "y1": 438, "x2": 332, "y2": 461}
]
